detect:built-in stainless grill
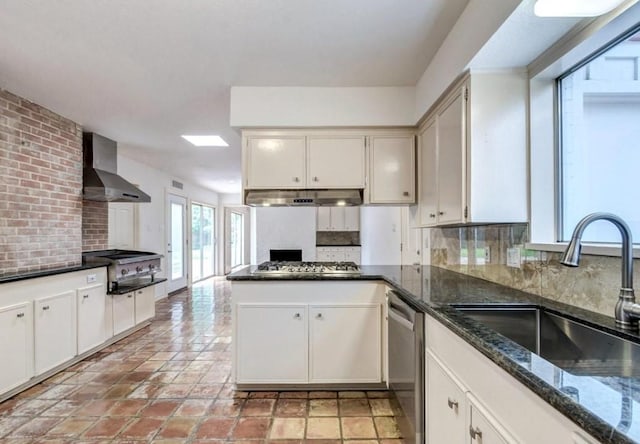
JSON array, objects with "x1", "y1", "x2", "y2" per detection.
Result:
[
  {"x1": 255, "y1": 261, "x2": 360, "y2": 275},
  {"x1": 83, "y1": 249, "x2": 163, "y2": 291}
]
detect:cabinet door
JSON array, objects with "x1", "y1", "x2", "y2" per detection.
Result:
[
  {"x1": 317, "y1": 207, "x2": 332, "y2": 231},
  {"x1": 246, "y1": 137, "x2": 306, "y2": 188},
  {"x1": 427, "y1": 352, "x2": 467, "y2": 444},
  {"x1": 419, "y1": 119, "x2": 438, "y2": 226},
  {"x1": 135, "y1": 286, "x2": 155, "y2": 324},
  {"x1": 307, "y1": 136, "x2": 365, "y2": 188},
  {"x1": 330, "y1": 207, "x2": 346, "y2": 230},
  {"x1": 236, "y1": 304, "x2": 308, "y2": 383},
  {"x1": 35, "y1": 291, "x2": 76, "y2": 374},
  {"x1": 113, "y1": 293, "x2": 136, "y2": 335},
  {"x1": 77, "y1": 284, "x2": 109, "y2": 355},
  {"x1": 309, "y1": 305, "x2": 381, "y2": 383},
  {"x1": 468, "y1": 395, "x2": 513, "y2": 444},
  {"x1": 437, "y1": 90, "x2": 465, "y2": 225},
  {"x1": 344, "y1": 207, "x2": 360, "y2": 231},
  {"x1": 370, "y1": 136, "x2": 415, "y2": 203},
  {"x1": 0, "y1": 302, "x2": 33, "y2": 393}
]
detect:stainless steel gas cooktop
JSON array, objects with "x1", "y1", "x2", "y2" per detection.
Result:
[{"x1": 255, "y1": 261, "x2": 360, "y2": 275}]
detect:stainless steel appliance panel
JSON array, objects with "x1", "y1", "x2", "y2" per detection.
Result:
[{"x1": 388, "y1": 290, "x2": 424, "y2": 444}]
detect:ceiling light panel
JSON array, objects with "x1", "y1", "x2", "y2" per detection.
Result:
[
  {"x1": 181, "y1": 135, "x2": 229, "y2": 147},
  {"x1": 534, "y1": 0, "x2": 627, "y2": 17}
]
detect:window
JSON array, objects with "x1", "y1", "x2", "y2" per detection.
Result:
[{"x1": 558, "y1": 26, "x2": 640, "y2": 243}]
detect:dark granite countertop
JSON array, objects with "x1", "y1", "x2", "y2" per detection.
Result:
[
  {"x1": 0, "y1": 259, "x2": 110, "y2": 284},
  {"x1": 228, "y1": 265, "x2": 640, "y2": 444},
  {"x1": 315, "y1": 244, "x2": 362, "y2": 247}
]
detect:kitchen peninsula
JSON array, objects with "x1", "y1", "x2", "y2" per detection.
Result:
[{"x1": 228, "y1": 264, "x2": 640, "y2": 444}]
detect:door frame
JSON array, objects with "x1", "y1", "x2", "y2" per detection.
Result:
[
  {"x1": 166, "y1": 191, "x2": 188, "y2": 293},
  {"x1": 224, "y1": 206, "x2": 251, "y2": 274}
]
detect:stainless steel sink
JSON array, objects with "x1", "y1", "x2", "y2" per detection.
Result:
[{"x1": 456, "y1": 306, "x2": 640, "y2": 377}]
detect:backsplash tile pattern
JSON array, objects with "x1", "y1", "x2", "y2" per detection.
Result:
[
  {"x1": 0, "y1": 89, "x2": 83, "y2": 274},
  {"x1": 430, "y1": 224, "x2": 637, "y2": 318},
  {"x1": 316, "y1": 231, "x2": 361, "y2": 246}
]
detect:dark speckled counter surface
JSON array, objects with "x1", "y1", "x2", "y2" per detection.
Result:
[
  {"x1": 0, "y1": 259, "x2": 110, "y2": 284},
  {"x1": 228, "y1": 265, "x2": 640, "y2": 444}
]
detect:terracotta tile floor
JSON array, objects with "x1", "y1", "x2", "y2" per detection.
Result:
[{"x1": 0, "y1": 277, "x2": 403, "y2": 443}]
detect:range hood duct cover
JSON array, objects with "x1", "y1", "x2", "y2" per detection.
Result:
[
  {"x1": 245, "y1": 189, "x2": 363, "y2": 207},
  {"x1": 82, "y1": 133, "x2": 151, "y2": 203}
]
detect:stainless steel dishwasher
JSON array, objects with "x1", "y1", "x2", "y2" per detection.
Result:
[{"x1": 387, "y1": 290, "x2": 425, "y2": 444}]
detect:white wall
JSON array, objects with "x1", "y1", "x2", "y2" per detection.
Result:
[
  {"x1": 117, "y1": 155, "x2": 220, "y2": 297},
  {"x1": 414, "y1": 0, "x2": 520, "y2": 121},
  {"x1": 254, "y1": 207, "x2": 317, "y2": 263},
  {"x1": 230, "y1": 87, "x2": 416, "y2": 127}
]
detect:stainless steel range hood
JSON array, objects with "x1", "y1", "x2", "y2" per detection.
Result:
[
  {"x1": 83, "y1": 133, "x2": 151, "y2": 203},
  {"x1": 244, "y1": 189, "x2": 363, "y2": 207}
]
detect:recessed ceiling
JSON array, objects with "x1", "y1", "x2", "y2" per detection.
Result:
[{"x1": 0, "y1": 0, "x2": 469, "y2": 194}]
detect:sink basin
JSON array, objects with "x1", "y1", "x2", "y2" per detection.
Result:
[{"x1": 455, "y1": 306, "x2": 640, "y2": 377}]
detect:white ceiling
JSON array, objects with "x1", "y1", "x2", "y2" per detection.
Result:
[{"x1": 0, "y1": 0, "x2": 469, "y2": 194}]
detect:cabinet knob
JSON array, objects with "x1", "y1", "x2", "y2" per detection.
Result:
[
  {"x1": 294, "y1": 313, "x2": 301, "y2": 319},
  {"x1": 429, "y1": 213, "x2": 436, "y2": 218},
  {"x1": 438, "y1": 211, "x2": 445, "y2": 216},
  {"x1": 316, "y1": 313, "x2": 323, "y2": 319},
  {"x1": 127, "y1": 294, "x2": 133, "y2": 298},
  {"x1": 83, "y1": 294, "x2": 89, "y2": 299},
  {"x1": 313, "y1": 176, "x2": 319, "y2": 182},
  {"x1": 16, "y1": 313, "x2": 24, "y2": 318},
  {"x1": 447, "y1": 398, "x2": 458, "y2": 410},
  {"x1": 42, "y1": 305, "x2": 50, "y2": 311},
  {"x1": 469, "y1": 426, "x2": 483, "y2": 440},
  {"x1": 293, "y1": 177, "x2": 300, "y2": 182},
  {"x1": 403, "y1": 191, "x2": 410, "y2": 197},
  {"x1": 138, "y1": 290, "x2": 143, "y2": 294}
]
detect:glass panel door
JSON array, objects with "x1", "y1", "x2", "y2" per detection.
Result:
[
  {"x1": 230, "y1": 212, "x2": 244, "y2": 269},
  {"x1": 167, "y1": 194, "x2": 187, "y2": 292},
  {"x1": 191, "y1": 203, "x2": 216, "y2": 282}
]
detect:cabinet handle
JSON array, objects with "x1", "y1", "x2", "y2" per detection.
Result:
[
  {"x1": 42, "y1": 305, "x2": 50, "y2": 311},
  {"x1": 469, "y1": 426, "x2": 483, "y2": 440},
  {"x1": 438, "y1": 211, "x2": 445, "y2": 216},
  {"x1": 316, "y1": 313, "x2": 323, "y2": 319},
  {"x1": 313, "y1": 176, "x2": 319, "y2": 182},
  {"x1": 138, "y1": 290, "x2": 143, "y2": 294},
  {"x1": 16, "y1": 313, "x2": 25, "y2": 318},
  {"x1": 429, "y1": 213, "x2": 436, "y2": 218},
  {"x1": 127, "y1": 294, "x2": 133, "y2": 298},
  {"x1": 447, "y1": 398, "x2": 458, "y2": 410},
  {"x1": 294, "y1": 313, "x2": 301, "y2": 319},
  {"x1": 293, "y1": 176, "x2": 300, "y2": 182},
  {"x1": 403, "y1": 191, "x2": 410, "y2": 197},
  {"x1": 83, "y1": 294, "x2": 89, "y2": 299}
]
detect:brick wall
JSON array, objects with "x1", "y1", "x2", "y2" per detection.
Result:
[
  {"x1": 0, "y1": 88, "x2": 109, "y2": 275},
  {"x1": 82, "y1": 200, "x2": 108, "y2": 251}
]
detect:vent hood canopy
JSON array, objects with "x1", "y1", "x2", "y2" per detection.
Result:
[
  {"x1": 83, "y1": 133, "x2": 151, "y2": 203},
  {"x1": 245, "y1": 189, "x2": 362, "y2": 207}
]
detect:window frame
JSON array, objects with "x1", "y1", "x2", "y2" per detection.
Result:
[{"x1": 527, "y1": 1, "x2": 640, "y2": 256}]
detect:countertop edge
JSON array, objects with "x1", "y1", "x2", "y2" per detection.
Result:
[{"x1": 0, "y1": 261, "x2": 110, "y2": 284}]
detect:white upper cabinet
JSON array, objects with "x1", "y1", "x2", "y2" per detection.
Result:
[
  {"x1": 417, "y1": 72, "x2": 527, "y2": 226},
  {"x1": 307, "y1": 136, "x2": 365, "y2": 188},
  {"x1": 316, "y1": 206, "x2": 360, "y2": 231},
  {"x1": 246, "y1": 136, "x2": 306, "y2": 188},
  {"x1": 368, "y1": 135, "x2": 415, "y2": 204}
]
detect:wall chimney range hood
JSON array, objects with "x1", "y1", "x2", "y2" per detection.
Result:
[
  {"x1": 244, "y1": 189, "x2": 362, "y2": 207},
  {"x1": 82, "y1": 133, "x2": 151, "y2": 203}
]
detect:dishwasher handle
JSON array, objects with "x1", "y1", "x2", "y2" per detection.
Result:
[{"x1": 389, "y1": 305, "x2": 415, "y2": 331}]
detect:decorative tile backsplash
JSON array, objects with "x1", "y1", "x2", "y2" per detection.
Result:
[
  {"x1": 430, "y1": 223, "x2": 637, "y2": 318},
  {"x1": 316, "y1": 231, "x2": 360, "y2": 246}
]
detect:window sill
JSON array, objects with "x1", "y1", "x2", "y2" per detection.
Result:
[{"x1": 526, "y1": 242, "x2": 640, "y2": 259}]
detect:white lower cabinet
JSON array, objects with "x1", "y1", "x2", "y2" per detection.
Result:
[
  {"x1": 134, "y1": 286, "x2": 155, "y2": 324},
  {"x1": 0, "y1": 302, "x2": 33, "y2": 394},
  {"x1": 77, "y1": 284, "x2": 110, "y2": 354},
  {"x1": 427, "y1": 352, "x2": 467, "y2": 444},
  {"x1": 425, "y1": 315, "x2": 601, "y2": 443},
  {"x1": 309, "y1": 305, "x2": 381, "y2": 383},
  {"x1": 113, "y1": 292, "x2": 136, "y2": 335},
  {"x1": 232, "y1": 282, "x2": 384, "y2": 385},
  {"x1": 34, "y1": 291, "x2": 76, "y2": 374},
  {"x1": 235, "y1": 304, "x2": 308, "y2": 383}
]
